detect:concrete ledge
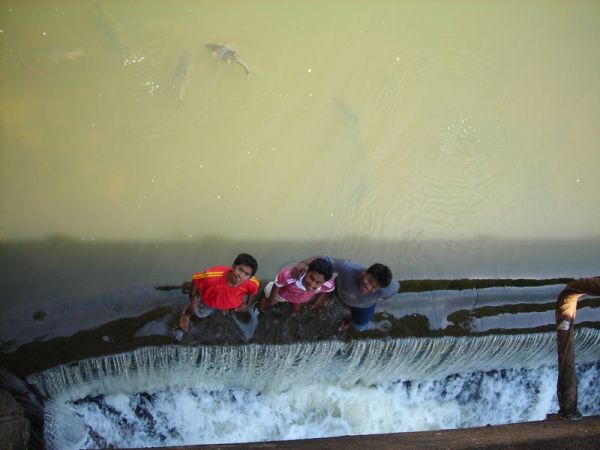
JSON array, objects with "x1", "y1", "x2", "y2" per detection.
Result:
[{"x1": 127, "y1": 415, "x2": 600, "y2": 450}]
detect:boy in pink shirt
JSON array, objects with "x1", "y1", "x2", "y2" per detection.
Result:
[{"x1": 260, "y1": 258, "x2": 334, "y2": 314}]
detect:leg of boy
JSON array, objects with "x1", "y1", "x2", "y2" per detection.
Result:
[
  {"x1": 260, "y1": 281, "x2": 275, "y2": 311},
  {"x1": 179, "y1": 297, "x2": 218, "y2": 331},
  {"x1": 179, "y1": 303, "x2": 193, "y2": 331},
  {"x1": 349, "y1": 303, "x2": 376, "y2": 332},
  {"x1": 192, "y1": 298, "x2": 217, "y2": 318},
  {"x1": 180, "y1": 282, "x2": 199, "y2": 331}
]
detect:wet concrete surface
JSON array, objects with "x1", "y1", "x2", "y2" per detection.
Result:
[{"x1": 2, "y1": 281, "x2": 600, "y2": 378}]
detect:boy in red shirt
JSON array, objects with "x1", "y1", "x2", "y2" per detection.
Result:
[{"x1": 179, "y1": 253, "x2": 260, "y2": 331}]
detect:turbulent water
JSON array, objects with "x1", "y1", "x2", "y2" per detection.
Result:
[{"x1": 31, "y1": 329, "x2": 600, "y2": 449}]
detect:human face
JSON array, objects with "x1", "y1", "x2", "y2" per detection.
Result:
[
  {"x1": 358, "y1": 272, "x2": 380, "y2": 295},
  {"x1": 302, "y1": 270, "x2": 326, "y2": 292},
  {"x1": 228, "y1": 264, "x2": 253, "y2": 286}
]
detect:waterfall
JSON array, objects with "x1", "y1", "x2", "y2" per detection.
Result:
[
  {"x1": 31, "y1": 328, "x2": 600, "y2": 449},
  {"x1": 29, "y1": 328, "x2": 600, "y2": 401}
]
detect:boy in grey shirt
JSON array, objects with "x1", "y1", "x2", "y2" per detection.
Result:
[{"x1": 294, "y1": 256, "x2": 399, "y2": 331}]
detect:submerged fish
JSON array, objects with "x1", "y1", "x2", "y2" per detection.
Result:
[
  {"x1": 92, "y1": 2, "x2": 130, "y2": 55},
  {"x1": 45, "y1": 48, "x2": 86, "y2": 63},
  {"x1": 205, "y1": 43, "x2": 251, "y2": 75},
  {"x1": 171, "y1": 51, "x2": 191, "y2": 102}
]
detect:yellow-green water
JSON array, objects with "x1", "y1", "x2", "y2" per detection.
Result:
[{"x1": 1, "y1": 0, "x2": 599, "y2": 277}]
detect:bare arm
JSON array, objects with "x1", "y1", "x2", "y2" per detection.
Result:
[
  {"x1": 310, "y1": 291, "x2": 332, "y2": 311},
  {"x1": 268, "y1": 285, "x2": 282, "y2": 306},
  {"x1": 189, "y1": 284, "x2": 199, "y2": 301},
  {"x1": 291, "y1": 256, "x2": 320, "y2": 278}
]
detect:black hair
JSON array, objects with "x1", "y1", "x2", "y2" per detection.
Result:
[
  {"x1": 233, "y1": 253, "x2": 258, "y2": 276},
  {"x1": 367, "y1": 263, "x2": 392, "y2": 288},
  {"x1": 307, "y1": 258, "x2": 334, "y2": 280}
]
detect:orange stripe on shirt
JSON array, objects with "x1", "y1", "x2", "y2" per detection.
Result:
[{"x1": 192, "y1": 271, "x2": 225, "y2": 280}]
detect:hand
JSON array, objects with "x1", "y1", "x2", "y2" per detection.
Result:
[
  {"x1": 291, "y1": 262, "x2": 308, "y2": 279},
  {"x1": 234, "y1": 303, "x2": 248, "y2": 313},
  {"x1": 188, "y1": 285, "x2": 199, "y2": 301},
  {"x1": 179, "y1": 304, "x2": 192, "y2": 331},
  {"x1": 309, "y1": 302, "x2": 324, "y2": 312},
  {"x1": 259, "y1": 295, "x2": 270, "y2": 312},
  {"x1": 310, "y1": 292, "x2": 331, "y2": 311}
]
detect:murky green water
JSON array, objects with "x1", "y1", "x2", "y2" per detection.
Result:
[{"x1": 1, "y1": 1, "x2": 599, "y2": 292}]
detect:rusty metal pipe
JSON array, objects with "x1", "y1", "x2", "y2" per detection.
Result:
[{"x1": 555, "y1": 277, "x2": 600, "y2": 418}]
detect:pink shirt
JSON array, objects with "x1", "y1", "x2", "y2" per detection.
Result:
[{"x1": 274, "y1": 266, "x2": 335, "y2": 304}]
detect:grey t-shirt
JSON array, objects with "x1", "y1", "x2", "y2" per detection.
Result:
[{"x1": 324, "y1": 257, "x2": 400, "y2": 309}]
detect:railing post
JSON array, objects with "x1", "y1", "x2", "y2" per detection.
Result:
[{"x1": 555, "y1": 277, "x2": 600, "y2": 418}]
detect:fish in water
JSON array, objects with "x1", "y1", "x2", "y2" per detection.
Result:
[
  {"x1": 205, "y1": 43, "x2": 251, "y2": 75},
  {"x1": 171, "y1": 51, "x2": 191, "y2": 102},
  {"x1": 92, "y1": 2, "x2": 131, "y2": 55},
  {"x1": 44, "y1": 48, "x2": 86, "y2": 63}
]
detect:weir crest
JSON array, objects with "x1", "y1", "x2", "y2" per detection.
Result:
[{"x1": 28, "y1": 328, "x2": 600, "y2": 401}]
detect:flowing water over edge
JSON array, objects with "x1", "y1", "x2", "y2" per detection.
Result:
[{"x1": 30, "y1": 329, "x2": 600, "y2": 448}]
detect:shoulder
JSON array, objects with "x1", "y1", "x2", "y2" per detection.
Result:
[
  {"x1": 245, "y1": 277, "x2": 260, "y2": 291},
  {"x1": 279, "y1": 266, "x2": 296, "y2": 280},
  {"x1": 320, "y1": 278, "x2": 336, "y2": 292},
  {"x1": 335, "y1": 258, "x2": 364, "y2": 273},
  {"x1": 380, "y1": 280, "x2": 400, "y2": 298},
  {"x1": 192, "y1": 265, "x2": 228, "y2": 280}
]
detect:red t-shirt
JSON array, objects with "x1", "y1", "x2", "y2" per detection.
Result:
[{"x1": 192, "y1": 265, "x2": 260, "y2": 310}]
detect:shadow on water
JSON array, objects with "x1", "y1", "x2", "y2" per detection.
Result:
[{"x1": 2, "y1": 234, "x2": 599, "y2": 304}]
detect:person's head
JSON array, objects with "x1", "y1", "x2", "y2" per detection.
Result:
[
  {"x1": 358, "y1": 263, "x2": 392, "y2": 294},
  {"x1": 302, "y1": 258, "x2": 334, "y2": 292},
  {"x1": 229, "y1": 253, "x2": 258, "y2": 286}
]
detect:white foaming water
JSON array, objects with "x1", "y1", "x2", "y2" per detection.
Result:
[
  {"x1": 33, "y1": 330, "x2": 600, "y2": 449},
  {"x1": 42, "y1": 364, "x2": 600, "y2": 449}
]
